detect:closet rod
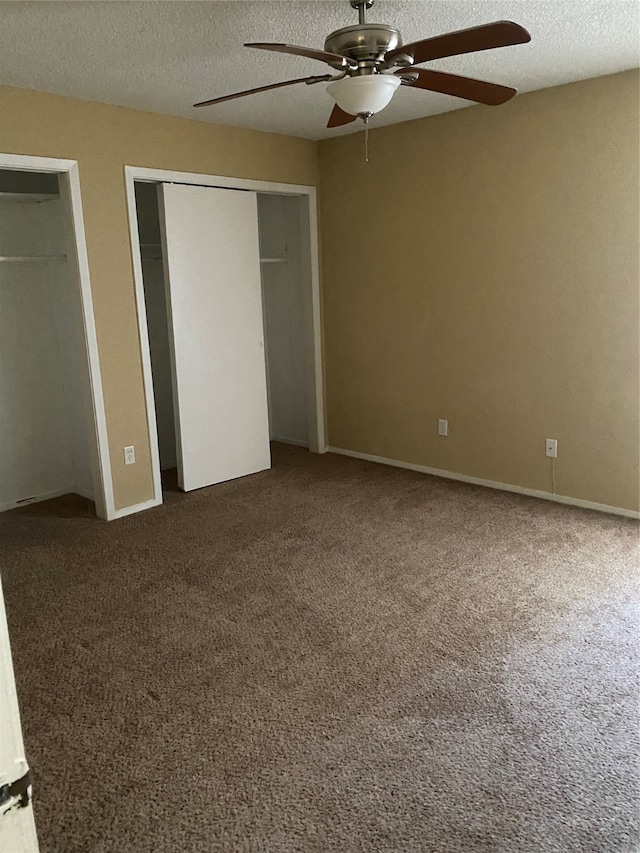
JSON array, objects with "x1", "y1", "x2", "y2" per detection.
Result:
[
  {"x1": 0, "y1": 255, "x2": 67, "y2": 262},
  {"x1": 0, "y1": 193, "x2": 60, "y2": 203}
]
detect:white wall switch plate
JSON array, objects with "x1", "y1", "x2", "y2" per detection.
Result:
[
  {"x1": 545, "y1": 438, "x2": 558, "y2": 458},
  {"x1": 438, "y1": 419, "x2": 448, "y2": 437},
  {"x1": 124, "y1": 445, "x2": 135, "y2": 465}
]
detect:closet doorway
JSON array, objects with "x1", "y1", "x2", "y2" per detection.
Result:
[
  {"x1": 126, "y1": 167, "x2": 324, "y2": 505},
  {"x1": 258, "y1": 193, "x2": 310, "y2": 449},
  {"x1": 0, "y1": 154, "x2": 110, "y2": 519}
]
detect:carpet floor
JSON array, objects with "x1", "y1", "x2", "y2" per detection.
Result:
[{"x1": 1, "y1": 444, "x2": 638, "y2": 852}]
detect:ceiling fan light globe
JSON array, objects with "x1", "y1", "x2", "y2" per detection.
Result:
[{"x1": 326, "y1": 74, "x2": 401, "y2": 118}]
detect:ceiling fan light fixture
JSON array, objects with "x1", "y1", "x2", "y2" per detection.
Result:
[
  {"x1": 326, "y1": 74, "x2": 401, "y2": 118},
  {"x1": 195, "y1": 3, "x2": 531, "y2": 130}
]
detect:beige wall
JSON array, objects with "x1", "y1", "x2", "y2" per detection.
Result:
[
  {"x1": 319, "y1": 70, "x2": 639, "y2": 511},
  {"x1": 2, "y1": 70, "x2": 638, "y2": 515},
  {"x1": 0, "y1": 85, "x2": 318, "y2": 510}
]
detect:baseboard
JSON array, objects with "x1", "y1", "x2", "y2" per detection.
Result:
[
  {"x1": 110, "y1": 496, "x2": 163, "y2": 521},
  {"x1": 1, "y1": 486, "x2": 97, "y2": 513},
  {"x1": 73, "y1": 486, "x2": 95, "y2": 501},
  {"x1": 271, "y1": 436, "x2": 309, "y2": 448},
  {"x1": 0, "y1": 487, "x2": 76, "y2": 514},
  {"x1": 326, "y1": 447, "x2": 640, "y2": 520}
]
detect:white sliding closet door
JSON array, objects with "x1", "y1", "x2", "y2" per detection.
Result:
[{"x1": 158, "y1": 183, "x2": 270, "y2": 491}]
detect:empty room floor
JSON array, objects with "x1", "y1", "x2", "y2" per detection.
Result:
[{"x1": 1, "y1": 444, "x2": 638, "y2": 852}]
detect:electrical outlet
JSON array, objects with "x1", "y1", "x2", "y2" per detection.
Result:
[
  {"x1": 438, "y1": 418, "x2": 448, "y2": 437},
  {"x1": 124, "y1": 445, "x2": 136, "y2": 465},
  {"x1": 545, "y1": 438, "x2": 558, "y2": 458}
]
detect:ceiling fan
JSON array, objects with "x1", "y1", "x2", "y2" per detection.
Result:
[{"x1": 194, "y1": 0, "x2": 531, "y2": 128}]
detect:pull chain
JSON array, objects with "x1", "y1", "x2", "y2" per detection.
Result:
[{"x1": 364, "y1": 115, "x2": 369, "y2": 164}]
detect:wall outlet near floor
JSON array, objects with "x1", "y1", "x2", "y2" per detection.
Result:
[
  {"x1": 124, "y1": 445, "x2": 136, "y2": 465},
  {"x1": 545, "y1": 438, "x2": 558, "y2": 458},
  {"x1": 438, "y1": 418, "x2": 448, "y2": 437}
]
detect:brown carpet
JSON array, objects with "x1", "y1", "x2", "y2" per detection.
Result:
[{"x1": 1, "y1": 444, "x2": 638, "y2": 852}]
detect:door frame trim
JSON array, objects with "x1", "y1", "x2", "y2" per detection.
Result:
[
  {"x1": 124, "y1": 165, "x2": 326, "y2": 510},
  {"x1": 0, "y1": 152, "x2": 113, "y2": 520}
]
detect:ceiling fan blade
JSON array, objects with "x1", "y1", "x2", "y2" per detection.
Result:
[
  {"x1": 398, "y1": 67, "x2": 516, "y2": 105},
  {"x1": 386, "y1": 21, "x2": 531, "y2": 67},
  {"x1": 194, "y1": 75, "x2": 332, "y2": 107},
  {"x1": 245, "y1": 42, "x2": 356, "y2": 69},
  {"x1": 327, "y1": 104, "x2": 357, "y2": 128}
]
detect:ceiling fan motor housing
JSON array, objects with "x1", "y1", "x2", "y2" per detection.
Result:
[
  {"x1": 195, "y1": 0, "x2": 530, "y2": 128},
  {"x1": 324, "y1": 24, "x2": 405, "y2": 68}
]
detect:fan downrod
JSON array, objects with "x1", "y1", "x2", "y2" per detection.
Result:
[{"x1": 350, "y1": 0, "x2": 374, "y2": 25}]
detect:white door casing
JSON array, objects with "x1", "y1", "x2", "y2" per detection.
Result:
[
  {"x1": 0, "y1": 574, "x2": 38, "y2": 852},
  {"x1": 125, "y1": 166, "x2": 326, "y2": 514},
  {"x1": 158, "y1": 183, "x2": 271, "y2": 491},
  {"x1": 0, "y1": 153, "x2": 111, "y2": 519}
]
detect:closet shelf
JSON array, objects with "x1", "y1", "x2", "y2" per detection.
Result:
[
  {"x1": 260, "y1": 258, "x2": 287, "y2": 263},
  {"x1": 0, "y1": 255, "x2": 67, "y2": 262},
  {"x1": 0, "y1": 192, "x2": 60, "y2": 203}
]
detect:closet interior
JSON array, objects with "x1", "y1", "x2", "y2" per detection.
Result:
[
  {"x1": 0, "y1": 169, "x2": 99, "y2": 513},
  {"x1": 257, "y1": 193, "x2": 309, "y2": 449},
  {"x1": 133, "y1": 182, "x2": 311, "y2": 483}
]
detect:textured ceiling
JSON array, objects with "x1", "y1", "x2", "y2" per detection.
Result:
[{"x1": 0, "y1": 1, "x2": 638, "y2": 139}]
